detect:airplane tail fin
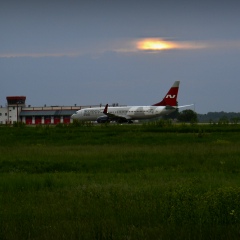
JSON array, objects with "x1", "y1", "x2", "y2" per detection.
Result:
[
  {"x1": 152, "y1": 81, "x2": 180, "y2": 106},
  {"x1": 103, "y1": 104, "x2": 108, "y2": 114}
]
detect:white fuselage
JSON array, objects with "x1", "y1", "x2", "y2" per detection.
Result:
[{"x1": 71, "y1": 106, "x2": 175, "y2": 122}]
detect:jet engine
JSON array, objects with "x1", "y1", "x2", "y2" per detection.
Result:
[{"x1": 97, "y1": 116, "x2": 109, "y2": 123}]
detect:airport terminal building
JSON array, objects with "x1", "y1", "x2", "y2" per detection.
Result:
[{"x1": 0, "y1": 96, "x2": 100, "y2": 125}]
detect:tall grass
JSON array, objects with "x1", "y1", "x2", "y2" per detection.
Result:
[{"x1": 1, "y1": 124, "x2": 240, "y2": 239}]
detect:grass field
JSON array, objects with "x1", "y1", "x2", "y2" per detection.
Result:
[{"x1": 1, "y1": 122, "x2": 240, "y2": 239}]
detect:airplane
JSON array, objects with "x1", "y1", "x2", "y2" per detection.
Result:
[{"x1": 71, "y1": 81, "x2": 192, "y2": 123}]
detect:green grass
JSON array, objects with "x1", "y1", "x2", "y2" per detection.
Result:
[{"x1": 1, "y1": 123, "x2": 240, "y2": 239}]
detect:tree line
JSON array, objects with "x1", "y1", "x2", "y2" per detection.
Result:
[
  {"x1": 164, "y1": 109, "x2": 240, "y2": 123},
  {"x1": 197, "y1": 111, "x2": 240, "y2": 123}
]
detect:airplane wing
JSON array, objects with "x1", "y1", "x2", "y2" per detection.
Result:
[
  {"x1": 103, "y1": 104, "x2": 132, "y2": 123},
  {"x1": 177, "y1": 104, "x2": 194, "y2": 109},
  {"x1": 164, "y1": 104, "x2": 193, "y2": 110}
]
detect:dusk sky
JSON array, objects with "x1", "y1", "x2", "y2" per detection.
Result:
[{"x1": 1, "y1": 0, "x2": 240, "y2": 113}]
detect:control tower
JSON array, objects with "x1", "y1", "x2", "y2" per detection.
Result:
[
  {"x1": 6, "y1": 96, "x2": 26, "y2": 106},
  {"x1": 5, "y1": 96, "x2": 26, "y2": 123}
]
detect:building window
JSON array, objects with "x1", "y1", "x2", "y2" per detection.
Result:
[
  {"x1": 0, "y1": 113, "x2": 2, "y2": 116},
  {"x1": 5, "y1": 113, "x2": 7, "y2": 116}
]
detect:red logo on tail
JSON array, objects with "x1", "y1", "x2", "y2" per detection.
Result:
[
  {"x1": 166, "y1": 95, "x2": 176, "y2": 99},
  {"x1": 152, "y1": 81, "x2": 179, "y2": 106}
]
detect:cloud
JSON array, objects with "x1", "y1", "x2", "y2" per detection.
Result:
[
  {"x1": 111, "y1": 38, "x2": 210, "y2": 54},
  {"x1": 136, "y1": 38, "x2": 207, "y2": 51},
  {"x1": 1, "y1": 38, "x2": 240, "y2": 59},
  {"x1": 113, "y1": 38, "x2": 240, "y2": 54}
]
